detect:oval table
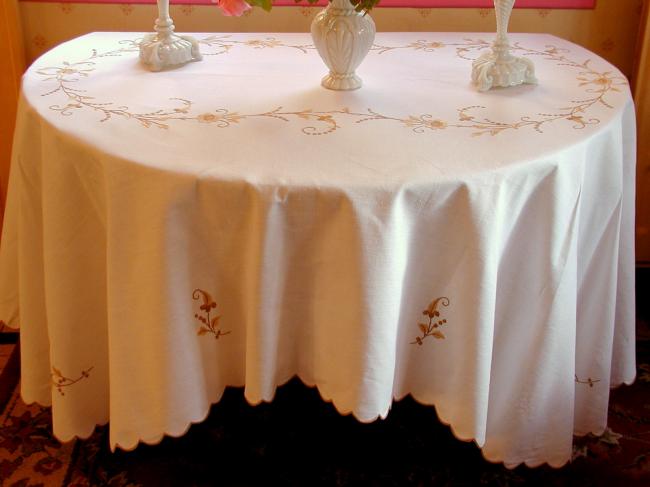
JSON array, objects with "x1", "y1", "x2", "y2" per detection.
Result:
[{"x1": 0, "y1": 32, "x2": 637, "y2": 468}]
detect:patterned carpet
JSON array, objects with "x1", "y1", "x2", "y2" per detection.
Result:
[{"x1": 1, "y1": 307, "x2": 649, "y2": 486}]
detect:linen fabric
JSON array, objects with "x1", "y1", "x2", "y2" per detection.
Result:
[{"x1": 0, "y1": 32, "x2": 636, "y2": 468}]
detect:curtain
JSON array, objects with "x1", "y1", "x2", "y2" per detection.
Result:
[
  {"x1": 0, "y1": 0, "x2": 25, "y2": 232},
  {"x1": 635, "y1": 1, "x2": 650, "y2": 263}
]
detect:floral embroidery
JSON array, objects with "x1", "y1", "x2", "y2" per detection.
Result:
[
  {"x1": 51, "y1": 366, "x2": 93, "y2": 396},
  {"x1": 36, "y1": 36, "x2": 626, "y2": 137},
  {"x1": 199, "y1": 35, "x2": 313, "y2": 56},
  {"x1": 412, "y1": 297, "x2": 450, "y2": 345},
  {"x1": 193, "y1": 289, "x2": 230, "y2": 339},
  {"x1": 575, "y1": 375, "x2": 601, "y2": 387}
]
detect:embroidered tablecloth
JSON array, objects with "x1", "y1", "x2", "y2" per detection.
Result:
[{"x1": 0, "y1": 32, "x2": 636, "y2": 468}]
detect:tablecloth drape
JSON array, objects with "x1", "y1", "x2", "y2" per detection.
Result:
[{"x1": 0, "y1": 32, "x2": 636, "y2": 468}]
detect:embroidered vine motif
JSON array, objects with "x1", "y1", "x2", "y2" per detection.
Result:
[
  {"x1": 412, "y1": 297, "x2": 450, "y2": 345},
  {"x1": 199, "y1": 35, "x2": 314, "y2": 55},
  {"x1": 575, "y1": 375, "x2": 601, "y2": 388},
  {"x1": 51, "y1": 366, "x2": 93, "y2": 396},
  {"x1": 372, "y1": 38, "x2": 487, "y2": 57},
  {"x1": 193, "y1": 289, "x2": 230, "y2": 339},
  {"x1": 36, "y1": 36, "x2": 626, "y2": 136}
]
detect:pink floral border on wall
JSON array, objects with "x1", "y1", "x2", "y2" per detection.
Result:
[{"x1": 18, "y1": 0, "x2": 596, "y2": 7}]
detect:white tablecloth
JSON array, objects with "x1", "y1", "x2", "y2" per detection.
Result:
[{"x1": 0, "y1": 32, "x2": 636, "y2": 468}]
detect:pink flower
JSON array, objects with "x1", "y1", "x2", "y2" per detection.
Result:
[{"x1": 212, "y1": 0, "x2": 252, "y2": 16}]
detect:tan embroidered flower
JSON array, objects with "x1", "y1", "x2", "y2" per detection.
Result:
[
  {"x1": 197, "y1": 113, "x2": 219, "y2": 123},
  {"x1": 592, "y1": 76, "x2": 611, "y2": 85},
  {"x1": 412, "y1": 297, "x2": 450, "y2": 345},
  {"x1": 407, "y1": 40, "x2": 446, "y2": 52},
  {"x1": 196, "y1": 110, "x2": 242, "y2": 126},
  {"x1": 577, "y1": 72, "x2": 619, "y2": 92},
  {"x1": 245, "y1": 39, "x2": 283, "y2": 49},
  {"x1": 193, "y1": 289, "x2": 230, "y2": 339},
  {"x1": 424, "y1": 119, "x2": 447, "y2": 130},
  {"x1": 402, "y1": 116, "x2": 448, "y2": 132}
]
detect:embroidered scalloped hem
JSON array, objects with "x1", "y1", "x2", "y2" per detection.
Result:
[{"x1": 18, "y1": 372, "x2": 636, "y2": 469}]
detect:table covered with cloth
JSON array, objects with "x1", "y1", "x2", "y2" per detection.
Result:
[{"x1": 0, "y1": 32, "x2": 637, "y2": 468}]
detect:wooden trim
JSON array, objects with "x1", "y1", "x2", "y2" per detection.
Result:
[{"x1": 634, "y1": 0, "x2": 650, "y2": 262}]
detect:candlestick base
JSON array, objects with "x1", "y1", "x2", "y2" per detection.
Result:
[
  {"x1": 472, "y1": 39, "x2": 537, "y2": 92},
  {"x1": 139, "y1": 32, "x2": 202, "y2": 72}
]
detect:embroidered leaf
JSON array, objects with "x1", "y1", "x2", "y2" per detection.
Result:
[
  {"x1": 198, "y1": 327, "x2": 210, "y2": 336},
  {"x1": 418, "y1": 323, "x2": 428, "y2": 334},
  {"x1": 52, "y1": 367, "x2": 63, "y2": 378},
  {"x1": 432, "y1": 331, "x2": 445, "y2": 339},
  {"x1": 211, "y1": 316, "x2": 221, "y2": 328}
]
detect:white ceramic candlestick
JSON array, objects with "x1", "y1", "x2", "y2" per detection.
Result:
[
  {"x1": 139, "y1": 0, "x2": 201, "y2": 71},
  {"x1": 471, "y1": 0, "x2": 536, "y2": 91}
]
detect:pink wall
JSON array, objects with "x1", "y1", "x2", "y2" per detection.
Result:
[{"x1": 19, "y1": 0, "x2": 597, "y2": 7}]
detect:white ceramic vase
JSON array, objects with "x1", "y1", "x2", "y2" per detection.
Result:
[
  {"x1": 310, "y1": 0, "x2": 376, "y2": 91},
  {"x1": 471, "y1": 0, "x2": 537, "y2": 91}
]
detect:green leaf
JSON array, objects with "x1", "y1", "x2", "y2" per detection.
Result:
[{"x1": 247, "y1": 0, "x2": 273, "y2": 11}]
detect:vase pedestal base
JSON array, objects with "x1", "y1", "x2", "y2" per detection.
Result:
[{"x1": 321, "y1": 72, "x2": 363, "y2": 91}]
